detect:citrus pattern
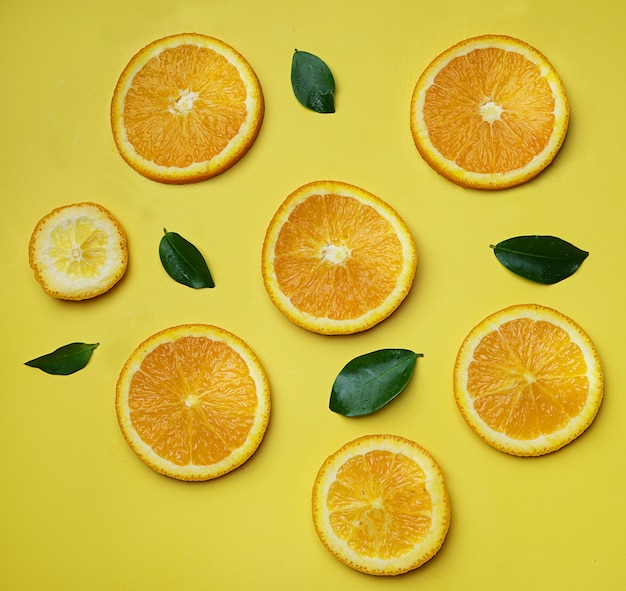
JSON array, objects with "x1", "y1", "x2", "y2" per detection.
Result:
[
  {"x1": 454, "y1": 304, "x2": 603, "y2": 455},
  {"x1": 116, "y1": 324, "x2": 270, "y2": 481},
  {"x1": 262, "y1": 181, "x2": 417, "y2": 334},
  {"x1": 411, "y1": 35, "x2": 569, "y2": 189},
  {"x1": 111, "y1": 33, "x2": 264, "y2": 183},
  {"x1": 312, "y1": 435, "x2": 450, "y2": 576},
  {"x1": 28, "y1": 202, "x2": 128, "y2": 300}
]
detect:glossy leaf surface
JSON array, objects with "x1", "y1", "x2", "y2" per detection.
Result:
[
  {"x1": 330, "y1": 349, "x2": 421, "y2": 417},
  {"x1": 25, "y1": 342, "x2": 99, "y2": 375},
  {"x1": 159, "y1": 229, "x2": 215, "y2": 288},
  {"x1": 491, "y1": 235, "x2": 589, "y2": 284},
  {"x1": 291, "y1": 50, "x2": 335, "y2": 113}
]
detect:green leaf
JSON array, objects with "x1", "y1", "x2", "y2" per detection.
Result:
[
  {"x1": 490, "y1": 235, "x2": 589, "y2": 285},
  {"x1": 330, "y1": 349, "x2": 422, "y2": 417},
  {"x1": 159, "y1": 229, "x2": 215, "y2": 289},
  {"x1": 291, "y1": 49, "x2": 335, "y2": 113},
  {"x1": 24, "y1": 342, "x2": 99, "y2": 375}
]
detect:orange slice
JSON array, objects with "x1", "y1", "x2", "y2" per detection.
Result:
[
  {"x1": 28, "y1": 202, "x2": 128, "y2": 300},
  {"x1": 261, "y1": 180, "x2": 417, "y2": 335},
  {"x1": 111, "y1": 33, "x2": 264, "y2": 183},
  {"x1": 454, "y1": 304, "x2": 603, "y2": 456},
  {"x1": 116, "y1": 324, "x2": 270, "y2": 481},
  {"x1": 312, "y1": 434, "x2": 450, "y2": 576},
  {"x1": 410, "y1": 34, "x2": 569, "y2": 189}
]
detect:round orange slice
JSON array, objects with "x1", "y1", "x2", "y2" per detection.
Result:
[
  {"x1": 111, "y1": 33, "x2": 264, "y2": 183},
  {"x1": 410, "y1": 34, "x2": 569, "y2": 189},
  {"x1": 261, "y1": 180, "x2": 417, "y2": 335},
  {"x1": 312, "y1": 434, "x2": 450, "y2": 576},
  {"x1": 454, "y1": 304, "x2": 603, "y2": 456},
  {"x1": 116, "y1": 324, "x2": 270, "y2": 481},
  {"x1": 28, "y1": 202, "x2": 128, "y2": 300}
]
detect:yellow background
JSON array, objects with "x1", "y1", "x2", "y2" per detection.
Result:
[{"x1": 1, "y1": 0, "x2": 625, "y2": 589}]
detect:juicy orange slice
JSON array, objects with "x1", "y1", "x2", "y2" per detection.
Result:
[
  {"x1": 111, "y1": 33, "x2": 264, "y2": 183},
  {"x1": 410, "y1": 35, "x2": 569, "y2": 189},
  {"x1": 28, "y1": 202, "x2": 128, "y2": 300},
  {"x1": 454, "y1": 304, "x2": 603, "y2": 456},
  {"x1": 116, "y1": 324, "x2": 270, "y2": 481},
  {"x1": 312, "y1": 434, "x2": 450, "y2": 576},
  {"x1": 261, "y1": 180, "x2": 417, "y2": 335}
]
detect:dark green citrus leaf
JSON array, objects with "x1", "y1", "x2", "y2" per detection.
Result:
[
  {"x1": 24, "y1": 342, "x2": 99, "y2": 375},
  {"x1": 330, "y1": 349, "x2": 422, "y2": 417},
  {"x1": 490, "y1": 235, "x2": 589, "y2": 284},
  {"x1": 159, "y1": 229, "x2": 215, "y2": 289},
  {"x1": 291, "y1": 49, "x2": 335, "y2": 113}
]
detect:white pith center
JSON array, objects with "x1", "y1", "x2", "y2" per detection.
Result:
[
  {"x1": 321, "y1": 243, "x2": 351, "y2": 264},
  {"x1": 184, "y1": 393, "x2": 200, "y2": 407},
  {"x1": 172, "y1": 89, "x2": 198, "y2": 115},
  {"x1": 479, "y1": 99, "x2": 503, "y2": 123}
]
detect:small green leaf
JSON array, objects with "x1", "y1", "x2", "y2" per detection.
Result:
[
  {"x1": 490, "y1": 235, "x2": 589, "y2": 284},
  {"x1": 25, "y1": 342, "x2": 99, "y2": 375},
  {"x1": 291, "y1": 49, "x2": 335, "y2": 113},
  {"x1": 159, "y1": 229, "x2": 215, "y2": 289},
  {"x1": 330, "y1": 349, "x2": 422, "y2": 417}
]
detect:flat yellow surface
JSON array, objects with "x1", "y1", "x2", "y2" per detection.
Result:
[{"x1": 1, "y1": 1, "x2": 625, "y2": 589}]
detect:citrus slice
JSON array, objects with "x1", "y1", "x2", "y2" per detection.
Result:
[
  {"x1": 116, "y1": 324, "x2": 270, "y2": 481},
  {"x1": 454, "y1": 304, "x2": 603, "y2": 456},
  {"x1": 410, "y1": 34, "x2": 569, "y2": 190},
  {"x1": 312, "y1": 434, "x2": 450, "y2": 576},
  {"x1": 111, "y1": 33, "x2": 264, "y2": 184},
  {"x1": 261, "y1": 180, "x2": 417, "y2": 335},
  {"x1": 28, "y1": 202, "x2": 128, "y2": 300}
]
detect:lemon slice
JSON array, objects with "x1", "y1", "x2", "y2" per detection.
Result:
[{"x1": 28, "y1": 202, "x2": 128, "y2": 300}]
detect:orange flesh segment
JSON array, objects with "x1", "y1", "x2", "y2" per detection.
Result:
[
  {"x1": 423, "y1": 47, "x2": 556, "y2": 173},
  {"x1": 467, "y1": 319, "x2": 589, "y2": 439},
  {"x1": 273, "y1": 194, "x2": 403, "y2": 320},
  {"x1": 123, "y1": 45, "x2": 247, "y2": 167},
  {"x1": 327, "y1": 450, "x2": 432, "y2": 559},
  {"x1": 128, "y1": 336, "x2": 257, "y2": 466}
]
